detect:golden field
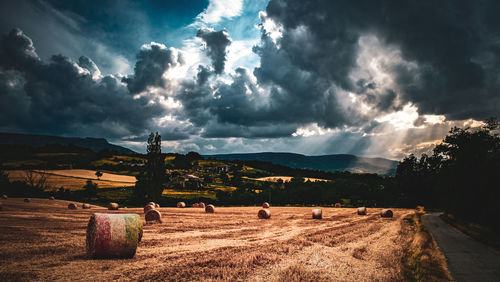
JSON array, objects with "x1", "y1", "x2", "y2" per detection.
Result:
[
  {"x1": 245, "y1": 176, "x2": 330, "y2": 183},
  {"x1": 6, "y1": 169, "x2": 135, "y2": 191},
  {"x1": 0, "y1": 198, "x2": 415, "y2": 281}
]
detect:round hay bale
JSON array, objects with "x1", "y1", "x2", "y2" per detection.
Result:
[
  {"x1": 177, "y1": 202, "x2": 186, "y2": 208},
  {"x1": 147, "y1": 202, "x2": 156, "y2": 206},
  {"x1": 262, "y1": 202, "x2": 270, "y2": 208},
  {"x1": 380, "y1": 209, "x2": 393, "y2": 218},
  {"x1": 49, "y1": 196, "x2": 55, "y2": 200},
  {"x1": 86, "y1": 213, "x2": 143, "y2": 258},
  {"x1": 199, "y1": 202, "x2": 205, "y2": 209},
  {"x1": 144, "y1": 204, "x2": 155, "y2": 214},
  {"x1": 154, "y1": 203, "x2": 160, "y2": 208},
  {"x1": 205, "y1": 204, "x2": 215, "y2": 213},
  {"x1": 357, "y1": 207, "x2": 367, "y2": 215},
  {"x1": 68, "y1": 203, "x2": 78, "y2": 210},
  {"x1": 108, "y1": 202, "x2": 119, "y2": 210},
  {"x1": 82, "y1": 203, "x2": 91, "y2": 209},
  {"x1": 1, "y1": 194, "x2": 7, "y2": 199},
  {"x1": 24, "y1": 198, "x2": 30, "y2": 203},
  {"x1": 312, "y1": 208, "x2": 322, "y2": 219},
  {"x1": 335, "y1": 203, "x2": 342, "y2": 208},
  {"x1": 258, "y1": 209, "x2": 271, "y2": 219},
  {"x1": 192, "y1": 203, "x2": 199, "y2": 208},
  {"x1": 145, "y1": 209, "x2": 162, "y2": 223}
]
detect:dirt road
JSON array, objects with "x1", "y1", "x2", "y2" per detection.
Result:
[{"x1": 423, "y1": 213, "x2": 500, "y2": 282}]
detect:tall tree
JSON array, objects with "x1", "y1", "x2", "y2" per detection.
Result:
[{"x1": 134, "y1": 132, "x2": 168, "y2": 202}]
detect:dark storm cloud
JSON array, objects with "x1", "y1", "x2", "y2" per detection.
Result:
[
  {"x1": 263, "y1": 0, "x2": 500, "y2": 120},
  {"x1": 183, "y1": 0, "x2": 500, "y2": 140},
  {"x1": 176, "y1": 27, "x2": 362, "y2": 139},
  {"x1": 0, "y1": 28, "x2": 40, "y2": 70},
  {"x1": 122, "y1": 43, "x2": 184, "y2": 94},
  {"x1": 78, "y1": 56, "x2": 100, "y2": 76},
  {"x1": 196, "y1": 28, "x2": 232, "y2": 74},
  {"x1": 177, "y1": 66, "x2": 302, "y2": 138},
  {"x1": 0, "y1": 28, "x2": 167, "y2": 139}
]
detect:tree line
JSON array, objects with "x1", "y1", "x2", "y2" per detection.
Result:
[{"x1": 395, "y1": 118, "x2": 499, "y2": 231}]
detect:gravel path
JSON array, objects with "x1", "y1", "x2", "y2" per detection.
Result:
[{"x1": 423, "y1": 213, "x2": 500, "y2": 282}]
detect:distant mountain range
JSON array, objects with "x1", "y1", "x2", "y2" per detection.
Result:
[
  {"x1": 0, "y1": 132, "x2": 136, "y2": 154},
  {"x1": 204, "y1": 152, "x2": 398, "y2": 176}
]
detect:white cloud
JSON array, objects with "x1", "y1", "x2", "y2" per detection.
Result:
[
  {"x1": 259, "y1": 11, "x2": 283, "y2": 47},
  {"x1": 225, "y1": 39, "x2": 260, "y2": 72},
  {"x1": 292, "y1": 123, "x2": 335, "y2": 137},
  {"x1": 375, "y1": 103, "x2": 419, "y2": 130},
  {"x1": 194, "y1": 0, "x2": 243, "y2": 24}
]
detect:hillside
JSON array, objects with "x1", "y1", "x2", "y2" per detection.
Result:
[
  {"x1": 0, "y1": 132, "x2": 135, "y2": 154},
  {"x1": 204, "y1": 152, "x2": 398, "y2": 175}
]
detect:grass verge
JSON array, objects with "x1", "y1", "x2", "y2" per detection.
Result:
[
  {"x1": 440, "y1": 213, "x2": 499, "y2": 251},
  {"x1": 402, "y1": 212, "x2": 454, "y2": 281}
]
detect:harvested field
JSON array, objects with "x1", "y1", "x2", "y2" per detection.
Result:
[
  {"x1": 0, "y1": 198, "x2": 415, "y2": 281},
  {"x1": 6, "y1": 169, "x2": 135, "y2": 190},
  {"x1": 246, "y1": 176, "x2": 329, "y2": 183}
]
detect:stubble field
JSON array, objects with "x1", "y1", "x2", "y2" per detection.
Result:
[
  {"x1": 6, "y1": 169, "x2": 135, "y2": 190},
  {"x1": 0, "y1": 198, "x2": 415, "y2": 281}
]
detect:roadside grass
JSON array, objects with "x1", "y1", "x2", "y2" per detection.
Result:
[
  {"x1": 440, "y1": 213, "x2": 499, "y2": 251},
  {"x1": 402, "y1": 211, "x2": 454, "y2": 281}
]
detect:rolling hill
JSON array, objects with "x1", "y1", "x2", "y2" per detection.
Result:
[
  {"x1": 204, "y1": 152, "x2": 398, "y2": 175},
  {"x1": 0, "y1": 132, "x2": 135, "y2": 154}
]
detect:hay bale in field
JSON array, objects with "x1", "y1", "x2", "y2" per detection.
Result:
[
  {"x1": 1, "y1": 194, "x2": 7, "y2": 199},
  {"x1": 312, "y1": 208, "x2": 322, "y2": 219},
  {"x1": 335, "y1": 203, "x2": 342, "y2": 208},
  {"x1": 24, "y1": 198, "x2": 30, "y2": 203},
  {"x1": 357, "y1": 207, "x2": 367, "y2": 215},
  {"x1": 86, "y1": 213, "x2": 143, "y2": 258},
  {"x1": 205, "y1": 204, "x2": 215, "y2": 213},
  {"x1": 258, "y1": 209, "x2": 271, "y2": 219},
  {"x1": 49, "y1": 196, "x2": 55, "y2": 200},
  {"x1": 177, "y1": 202, "x2": 186, "y2": 208},
  {"x1": 144, "y1": 204, "x2": 155, "y2": 213},
  {"x1": 199, "y1": 202, "x2": 205, "y2": 209},
  {"x1": 380, "y1": 209, "x2": 393, "y2": 218},
  {"x1": 262, "y1": 202, "x2": 270, "y2": 208},
  {"x1": 154, "y1": 203, "x2": 160, "y2": 208},
  {"x1": 145, "y1": 209, "x2": 162, "y2": 223},
  {"x1": 108, "y1": 202, "x2": 119, "y2": 210},
  {"x1": 192, "y1": 203, "x2": 199, "y2": 208},
  {"x1": 68, "y1": 203, "x2": 78, "y2": 210},
  {"x1": 82, "y1": 203, "x2": 91, "y2": 209}
]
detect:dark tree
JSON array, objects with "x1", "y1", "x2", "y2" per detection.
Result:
[
  {"x1": 133, "y1": 132, "x2": 168, "y2": 202},
  {"x1": 83, "y1": 179, "x2": 98, "y2": 200},
  {"x1": 95, "y1": 170, "x2": 103, "y2": 180},
  {"x1": 396, "y1": 118, "x2": 500, "y2": 230}
]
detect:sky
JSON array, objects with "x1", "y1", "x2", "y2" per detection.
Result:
[{"x1": 0, "y1": 0, "x2": 499, "y2": 159}]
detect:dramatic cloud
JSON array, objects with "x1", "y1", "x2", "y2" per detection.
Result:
[
  {"x1": 122, "y1": 42, "x2": 184, "y2": 94},
  {"x1": 170, "y1": 0, "x2": 499, "y2": 156},
  {"x1": 0, "y1": 29, "x2": 166, "y2": 138},
  {"x1": 1, "y1": 0, "x2": 498, "y2": 159},
  {"x1": 262, "y1": 0, "x2": 500, "y2": 121},
  {"x1": 196, "y1": 28, "x2": 231, "y2": 74}
]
